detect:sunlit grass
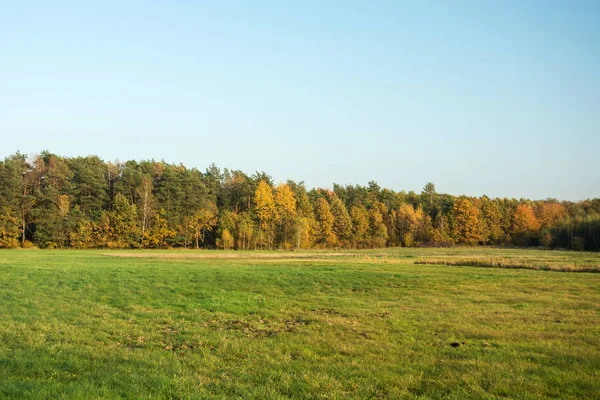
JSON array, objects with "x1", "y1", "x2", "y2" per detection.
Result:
[{"x1": 0, "y1": 248, "x2": 598, "y2": 399}]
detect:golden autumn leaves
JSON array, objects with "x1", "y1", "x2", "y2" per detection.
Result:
[
  {"x1": 0, "y1": 151, "x2": 596, "y2": 251},
  {"x1": 450, "y1": 198, "x2": 558, "y2": 246},
  {"x1": 254, "y1": 181, "x2": 298, "y2": 249},
  {"x1": 253, "y1": 182, "x2": 392, "y2": 250}
]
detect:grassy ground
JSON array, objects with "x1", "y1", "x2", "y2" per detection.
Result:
[{"x1": 0, "y1": 248, "x2": 598, "y2": 399}]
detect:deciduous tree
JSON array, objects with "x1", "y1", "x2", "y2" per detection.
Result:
[
  {"x1": 369, "y1": 201, "x2": 388, "y2": 248},
  {"x1": 274, "y1": 183, "x2": 297, "y2": 248},
  {"x1": 254, "y1": 181, "x2": 276, "y2": 249},
  {"x1": 329, "y1": 193, "x2": 352, "y2": 247},
  {"x1": 452, "y1": 197, "x2": 482, "y2": 245},
  {"x1": 0, "y1": 208, "x2": 19, "y2": 248},
  {"x1": 314, "y1": 197, "x2": 336, "y2": 247},
  {"x1": 512, "y1": 204, "x2": 540, "y2": 246},
  {"x1": 190, "y1": 202, "x2": 218, "y2": 249}
]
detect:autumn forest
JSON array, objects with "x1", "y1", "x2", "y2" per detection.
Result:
[{"x1": 0, "y1": 151, "x2": 598, "y2": 251}]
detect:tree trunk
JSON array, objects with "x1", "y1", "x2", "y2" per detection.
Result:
[
  {"x1": 21, "y1": 184, "x2": 27, "y2": 245},
  {"x1": 22, "y1": 208, "x2": 26, "y2": 245}
]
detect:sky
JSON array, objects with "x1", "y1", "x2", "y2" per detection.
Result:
[{"x1": 1, "y1": 1, "x2": 599, "y2": 200}]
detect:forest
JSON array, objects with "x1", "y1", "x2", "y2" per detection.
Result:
[{"x1": 0, "y1": 151, "x2": 598, "y2": 251}]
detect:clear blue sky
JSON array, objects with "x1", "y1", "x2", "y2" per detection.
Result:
[{"x1": 1, "y1": 1, "x2": 599, "y2": 200}]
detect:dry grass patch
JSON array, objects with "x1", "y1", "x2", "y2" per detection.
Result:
[
  {"x1": 415, "y1": 257, "x2": 600, "y2": 272},
  {"x1": 103, "y1": 251, "x2": 352, "y2": 260}
]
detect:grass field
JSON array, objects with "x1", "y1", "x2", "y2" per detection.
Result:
[{"x1": 0, "y1": 248, "x2": 599, "y2": 399}]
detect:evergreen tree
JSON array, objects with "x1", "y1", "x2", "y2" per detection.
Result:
[{"x1": 0, "y1": 151, "x2": 591, "y2": 250}]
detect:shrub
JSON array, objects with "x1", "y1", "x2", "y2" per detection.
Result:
[{"x1": 21, "y1": 240, "x2": 36, "y2": 249}]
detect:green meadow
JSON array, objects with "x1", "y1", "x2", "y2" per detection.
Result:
[{"x1": 0, "y1": 248, "x2": 598, "y2": 399}]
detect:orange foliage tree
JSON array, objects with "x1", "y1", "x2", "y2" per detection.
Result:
[{"x1": 512, "y1": 204, "x2": 540, "y2": 245}]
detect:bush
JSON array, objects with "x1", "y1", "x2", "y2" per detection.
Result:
[
  {"x1": 21, "y1": 240, "x2": 37, "y2": 249},
  {"x1": 402, "y1": 233, "x2": 414, "y2": 248},
  {"x1": 0, "y1": 237, "x2": 19, "y2": 249}
]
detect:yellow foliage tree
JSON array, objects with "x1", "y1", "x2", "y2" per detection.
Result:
[
  {"x1": 293, "y1": 186, "x2": 317, "y2": 249},
  {"x1": 218, "y1": 228, "x2": 234, "y2": 250},
  {"x1": 92, "y1": 194, "x2": 140, "y2": 248},
  {"x1": 351, "y1": 205, "x2": 370, "y2": 248},
  {"x1": 314, "y1": 197, "x2": 336, "y2": 248},
  {"x1": 0, "y1": 208, "x2": 19, "y2": 248},
  {"x1": 294, "y1": 216, "x2": 314, "y2": 249},
  {"x1": 236, "y1": 211, "x2": 255, "y2": 250},
  {"x1": 190, "y1": 202, "x2": 218, "y2": 249},
  {"x1": 254, "y1": 181, "x2": 276, "y2": 249},
  {"x1": 69, "y1": 218, "x2": 94, "y2": 249},
  {"x1": 142, "y1": 209, "x2": 175, "y2": 248},
  {"x1": 396, "y1": 203, "x2": 425, "y2": 247},
  {"x1": 369, "y1": 201, "x2": 388, "y2": 248},
  {"x1": 452, "y1": 197, "x2": 483, "y2": 245},
  {"x1": 274, "y1": 183, "x2": 297, "y2": 248},
  {"x1": 480, "y1": 196, "x2": 504, "y2": 244}
]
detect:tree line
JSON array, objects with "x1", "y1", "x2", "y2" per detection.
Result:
[{"x1": 0, "y1": 151, "x2": 598, "y2": 251}]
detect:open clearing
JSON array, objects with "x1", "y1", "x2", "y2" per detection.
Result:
[{"x1": 0, "y1": 248, "x2": 599, "y2": 399}]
